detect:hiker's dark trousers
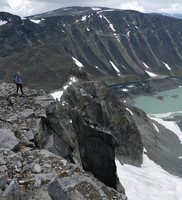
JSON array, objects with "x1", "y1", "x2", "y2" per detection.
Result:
[{"x1": 16, "y1": 83, "x2": 23, "y2": 94}]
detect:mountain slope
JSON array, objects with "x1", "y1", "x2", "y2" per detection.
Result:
[{"x1": 0, "y1": 7, "x2": 182, "y2": 91}]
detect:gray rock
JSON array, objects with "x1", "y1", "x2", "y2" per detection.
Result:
[
  {"x1": 27, "y1": 188, "x2": 52, "y2": 200},
  {"x1": 0, "y1": 129, "x2": 19, "y2": 151},
  {"x1": 32, "y1": 164, "x2": 42, "y2": 173},
  {"x1": 48, "y1": 176, "x2": 125, "y2": 200},
  {"x1": 34, "y1": 172, "x2": 57, "y2": 187},
  {"x1": 0, "y1": 166, "x2": 8, "y2": 173},
  {"x1": 0, "y1": 174, "x2": 7, "y2": 190},
  {"x1": 3, "y1": 179, "x2": 20, "y2": 200},
  {"x1": 0, "y1": 153, "x2": 6, "y2": 165},
  {"x1": 24, "y1": 130, "x2": 35, "y2": 141},
  {"x1": 48, "y1": 179, "x2": 69, "y2": 200},
  {"x1": 18, "y1": 109, "x2": 34, "y2": 119}
]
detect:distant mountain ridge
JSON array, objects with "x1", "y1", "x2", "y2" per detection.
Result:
[
  {"x1": 0, "y1": 7, "x2": 182, "y2": 91},
  {"x1": 161, "y1": 13, "x2": 182, "y2": 19}
]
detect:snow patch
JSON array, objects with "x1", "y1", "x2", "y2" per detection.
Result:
[
  {"x1": 72, "y1": 57, "x2": 84, "y2": 68},
  {"x1": 116, "y1": 153, "x2": 182, "y2": 200},
  {"x1": 143, "y1": 62, "x2": 149, "y2": 69},
  {"x1": 81, "y1": 16, "x2": 87, "y2": 21},
  {"x1": 30, "y1": 19, "x2": 41, "y2": 24},
  {"x1": 0, "y1": 20, "x2": 8, "y2": 26},
  {"x1": 122, "y1": 65, "x2": 127, "y2": 71},
  {"x1": 122, "y1": 88, "x2": 129, "y2": 92},
  {"x1": 150, "y1": 111, "x2": 182, "y2": 119},
  {"x1": 153, "y1": 122, "x2": 159, "y2": 132},
  {"x1": 145, "y1": 70, "x2": 158, "y2": 77},
  {"x1": 162, "y1": 62, "x2": 171, "y2": 70},
  {"x1": 126, "y1": 108, "x2": 133, "y2": 115},
  {"x1": 110, "y1": 61, "x2": 120, "y2": 75},
  {"x1": 114, "y1": 33, "x2": 120, "y2": 42},
  {"x1": 91, "y1": 7, "x2": 101, "y2": 11},
  {"x1": 51, "y1": 91, "x2": 63, "y2": 100},
  {"x1": 151, "y1": 117, "x2": 182, "y2": 143},
  {"x1": 51, "y1": 76, "x2": 77, "y2": 101},
  {"x1": 102, "y1": 15, "x2": 116, "y2": 32}
]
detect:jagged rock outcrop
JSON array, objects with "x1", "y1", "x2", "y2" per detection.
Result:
[
  {"x1": 0, "y1": 82, "x2": 127, "y2": 200},
  {"x1": 41, "y1": 71, "x2": 143, "y2": 192}
]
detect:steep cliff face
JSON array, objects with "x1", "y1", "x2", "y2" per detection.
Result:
[
  {"x1": 41, "y1": 70, "x2": 143, "y2": 191},
  {"x1": 0, "y1": 7, "x2": 182, "y2": 90}
]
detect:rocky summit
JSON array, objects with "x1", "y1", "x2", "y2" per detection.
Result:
[
  {"x1": 0, "y1": 7, "x2": 182, "y2": 91},
  {"x1": 0, "y1": 81, "x2": 130, "y2": 200}
]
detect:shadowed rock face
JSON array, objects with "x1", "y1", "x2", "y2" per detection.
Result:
[
  {"x1": 0, "y1": 7, "x2": 182, "y2": 91},
  {"x1": 44, "y1": 72, "x2": 143, "y2": 190}
]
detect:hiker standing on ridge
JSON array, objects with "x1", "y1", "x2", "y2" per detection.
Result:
[{"x1": 14, "y1": 72, "x2": 24, "y2": 95}]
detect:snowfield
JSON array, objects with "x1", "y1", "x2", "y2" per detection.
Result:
[
  {"x1": 116, "y1": 153, "x2": 182, "y2": 200},
  {"x1": 117, "y1": 114, "x2": 182, "y2": 200}
]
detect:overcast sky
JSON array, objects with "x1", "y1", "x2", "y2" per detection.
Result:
[{"x1": 0, "y1": 0, "x2": 182, "y2": 17}]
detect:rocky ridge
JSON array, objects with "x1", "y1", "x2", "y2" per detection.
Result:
[
  {"x1": 0, "y1": 82, "x2": 127, "y2": 200},
  {"x1": 0, "y1": 7, "x2": 182, "y2": 91}
]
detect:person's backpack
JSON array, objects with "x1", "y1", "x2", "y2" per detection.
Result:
[{"x1": 13, "y1": 75, "x2": 16, "y2": 83}]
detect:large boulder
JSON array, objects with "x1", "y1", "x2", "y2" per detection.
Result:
[{"x1": 0, "y1": 129, "x2": 19, "y2": 151}]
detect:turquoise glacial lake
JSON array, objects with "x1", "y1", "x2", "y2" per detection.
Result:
[{"x1": 134, "y1": 87, "x2": 182, "y2": 116}]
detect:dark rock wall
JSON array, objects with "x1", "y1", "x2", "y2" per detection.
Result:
[{"x1": 44, "y1": 75, "x2": 143, "y2": 190}]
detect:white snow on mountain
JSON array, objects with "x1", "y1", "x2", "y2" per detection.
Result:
[
  {"x1": 150, "y1": 111, "x2": 182, "y2": 119},
  {"x1": 51, "y1": 90, "x2": 63, "y2": 100},
  {"x1": 0, "y1": 20, "x2": 8, "y2": 26},
  {"x1": 151, "y1": 117, "x2": 182, "y2": 143},
  {"x1": 116, "y1": 152, "x2": 182, "y2": 200},
  {"x1": 102, "y1": 15, "x2": 116, "y2": 32},
  {"x1": 91, "y1": 7, "x2": 101, "y2": 11},
  {"x1": 72, "y1": 57, "x2": 84, "y2": 68},
  {"x1": 152, "y1": 122, "x2": 159, "y2": 132},
  {"x1": 126, "y1": 108, "x2": 133, "y2": 115},
  {"x1": 122, "y1": 65, "x2": 127, "y2": 71},
  {"x1": 110, "y1": 61, "x2": 120, "y2": 73},
  {"x1": 51, "y1": 77, "x2": 77, "y2": 101},
  {"x1": 81, "y1": 16, "x2": 87, "y2": 21},
  {"x1": 145, "y1": 70, "x2": 158, "y2": 77},
  {"x1": 143, "y1": 62, "x2": 149, "y2": 68},
  {"x1": 110, "y1": 61, "x2": 121, "y2": 76},
  {"x1": 122, "y1": 88, "x2": 129, "y2": 92},
  {"x1": 162, "y1": 62, "x2": 171, "y2": 70},
  {"x1": 114, "y1": 33, "x2": 121, "y2": 42},
  {"x1": 30, "y1": 19, "x2": 41, "y2": 24}
]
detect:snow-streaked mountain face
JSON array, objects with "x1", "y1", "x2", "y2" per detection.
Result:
[{"x1": 0, "y1": 7, "x2": 182, "y2": 91}]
